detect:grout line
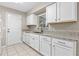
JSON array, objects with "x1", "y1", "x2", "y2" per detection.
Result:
[{"x1": 14, "y1": 44, "x2": 20, "y2": 56}]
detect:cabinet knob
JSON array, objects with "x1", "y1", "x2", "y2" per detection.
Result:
[
  {"x1": 32, "y1": 38, "x2": 34, "y2": 40},
  {"x1": 53, "y1": 45, "x2": 55, "y2": 47}
]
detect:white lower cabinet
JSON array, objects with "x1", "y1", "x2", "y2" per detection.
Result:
[
  {"x1": 29, "y1": 34, "x2": 40, "y2": 51},
  {"x1": 40, "y1": 36, "x2": 51, "y2": 56},
  {"x1": 29, "y1": 34, "x2": 35, "y2": 48},
  {"x1": 23, "y1": 32, "x2": 26, "y2": 42},
  {"x1": 23, "y1": 33, "x2": 31, "y2": 45},
  {"x1": 30, "y1": 37, "x2": 35, "y2": 48},
  {"x1": 54, "y1": 44, "x2": 74, "y2": 56},
  {"x1": 34, "y1": 35, "x2": 40, "y2": 51},
  {"x1": 25, "y1": 33, "x2": 30, "y2": 45},
  {"x1": 23, "y1": 33, "x2": 40, "y2": 51},
  {"x1": 52, "y1": 38, "x2": 76, "y2": 56},
  {"x1": 23, "y1": 33, "x2": 76, "y2": 56}
]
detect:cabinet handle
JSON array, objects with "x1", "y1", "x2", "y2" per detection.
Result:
[
  {"x1": 32, "y1": 38, "x2": 34, "y2": 40},
  {"x1": 53, "y1": 45, "x2": 55, "y2": 47},
  {"x1": 58, "y1": 41, "x2": 65, "y2": 44}
]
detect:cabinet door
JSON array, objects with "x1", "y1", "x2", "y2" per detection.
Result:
[
  {"x1": 40, "y1": 37, "x2": 51, "y2": 56},
  {"x1": 26, "y1": 14, "x2": 38, "y2": 25},
  {"x1": 30, "y1": 36, "x2": 35, "y2": 48},
  {"x1": 32, "y1": 14, "x2": 38, "y2": 25},
  {"x1": 25, "y1": 34, "x2": 30, "y2": 45},
  {"x1": 52, "y1": 38, "x2": 76, "y2": 56},
  {"x1": 34, "y1": 36, "x2": 39, "y2": 51},
  {"x1": 54, "y1": 43, "x2": 73, "y2": 56},
  {"x1": 46, "y1": 3, "x2": 57, "y2": 23},
  {"x1": 23, "y1": 33, "x2": 26, "y2": 42},
  {"x1": 26, "y1": 16, "x2": 30, "y2": 25},
  {"x1": 59, "y1": 2, "x2": 77, "y2": 21}
]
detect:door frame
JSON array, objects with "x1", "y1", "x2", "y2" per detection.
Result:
[{"x1": 6, "y1": 12, "x2": 22, "y2": 46}]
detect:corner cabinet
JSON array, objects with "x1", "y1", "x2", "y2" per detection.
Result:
[
  {"x1": 26, "y1": 14, "x2": 38, "y2": 25},
  {"x1": 46, "y1": 2, "x2": 77, "y2": 24}
]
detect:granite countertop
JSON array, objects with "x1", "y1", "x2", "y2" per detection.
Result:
[
  {"x1": 23, "y1": 30, "x2": 78, "y2": 41},
  {"x1": 53, "y1": 30, "x2": 79, "y2": 32}
]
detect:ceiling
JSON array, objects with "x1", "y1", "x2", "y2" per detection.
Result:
[{"x1": 0, "y1": 2, "x2": 49, "y2": 12}]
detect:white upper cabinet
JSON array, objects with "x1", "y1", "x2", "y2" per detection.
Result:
[
  {"x1": 46, "y1": 3, "x2": 57, "y2": 24},
  {"x1": 57, "y1": 2, "x2": 77, "y2": 22},
  {"x1": 26, "y1": 14, "x2": 38, "y2": 25},
  {"x1": 46, "y1": 2, "x2": 77, "y2": 24}
]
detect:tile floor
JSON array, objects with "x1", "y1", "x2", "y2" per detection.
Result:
[{"x1": 0, "y1": 43, "x2": 41, "y2": 56}]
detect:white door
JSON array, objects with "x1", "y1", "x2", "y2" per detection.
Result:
[
  {"x1": 46, "y1": 3, "x2": 57, "y2": 23},
  {"x1": 59, "y1": 2, "x2": 77, "y2": 21},
  {"x1": 6, "y1": 12, "x2": 22, "y2": 46}
]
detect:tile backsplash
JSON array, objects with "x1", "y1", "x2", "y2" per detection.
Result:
[
  {"x1": 50, "y1": 22, "x2": 79, "y2": 30},
  {"x1": 47, "y1": 22, "x2": 79, "y2": 40}
]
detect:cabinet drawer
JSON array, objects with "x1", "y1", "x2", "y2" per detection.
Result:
[
  {"x1": 40, "y1": 36, "x2": 51, "y2": 42},
  {"x1": 53, "y1": 38, "x2": 76, "y2": 48},
  {"x1": 32, "y1": 34, "x2": 39, "y2": 38}
]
